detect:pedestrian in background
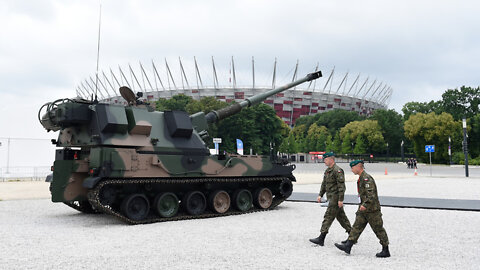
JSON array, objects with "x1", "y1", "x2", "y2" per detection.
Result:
[
  {"x1": 334, "y1": 160, "x2": 391, "y2": 258},
  {"x1": 309, "y1": 152, "x2": 352, "y2": 246}
]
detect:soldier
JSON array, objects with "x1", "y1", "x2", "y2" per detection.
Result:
[
  {"x1": 309, "y1": 152, "x2": 352, "y2": 246},
  {"x1": 334, "y1": 160, "x2": 390, "y2": 258}
]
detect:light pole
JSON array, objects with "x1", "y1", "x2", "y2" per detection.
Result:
[
  {"x1": 462, "y1": 118, "x2": 469, "y2": 177},
  {"x1": 448, "y1": 136, "x2": 452, "y2": 165},
  {"x1": 401, "y1": 140, "x2": 404, "y2": 162},
  {"x1": 386, "y1": 142, "x2": 389, "y2": 162}
]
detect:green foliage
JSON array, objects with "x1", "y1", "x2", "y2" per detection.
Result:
[
  {"x1": 185, "y1": 96, "x2": 227, "y2": 114},
  {"x1": 305, "y1": 124, "x2": 329, "y2": 152},
  {"x1": 401, "y1": 101, "x2": 443, "y2": 120},
  {"x1": 341, "y1": 132, "x2": 352, "y2": 154},
  {"x1": 404, "y1": 112, "x2": 462, "y2": 163},
  {"x1": 441, "y1": 86, "x2": 480, "y2": 120},
  {"x1": 340, "y1": 120, "x2": 385, "y2": 153},
  {"x1": 325, "y1": 134, "x2": 333, "y2": 152},
  {"x1": 469, "y1": 114, "x2": 480, "y2": 158},
  {"x1": 291, "y1": 124, "x2": 308, "y2": 152},
  {"x1": 155, "y1": 94, "x2": 193, "y2": 111},
  {"x1": 353, "y1": 134, "x2": 367, "y2": 154},
  {"x1": 295, "y1": 109, "x2": 364, "y2": 136},
  {"x1": 332, "y1": 132, "x2": 342, "y2": 154},
  {"x1": 369, "y1": 109, "x2": 404, "y2": 155}
]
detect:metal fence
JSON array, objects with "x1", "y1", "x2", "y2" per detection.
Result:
[{"x1": 0, "y1": 166, "x2": 51, "y2": 181}]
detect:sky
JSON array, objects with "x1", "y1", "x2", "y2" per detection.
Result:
[{"x1": 0, "y1": 0, "x2": 479, "y2": 168}]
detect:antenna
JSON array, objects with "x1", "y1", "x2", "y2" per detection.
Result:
[{"x1": 94, "y1": 3, "x2": 102, "y2": 102}]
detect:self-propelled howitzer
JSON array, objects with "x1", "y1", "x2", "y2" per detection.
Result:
[{"x1": 39, "y1": 71, "x2": 322, "y2": 224}]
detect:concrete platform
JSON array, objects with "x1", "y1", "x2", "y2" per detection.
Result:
[{"x1": 288, "y1": 192, "x2": 480, "y2": 211}]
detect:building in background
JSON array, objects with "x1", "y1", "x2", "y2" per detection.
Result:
[{"x1": 76, "y1": 57, "x2": 392, "y2": 126}]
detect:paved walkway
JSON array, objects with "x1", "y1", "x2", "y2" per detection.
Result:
[{"x1": 288, "y1": 192, "x2": 480, "y2": 211}]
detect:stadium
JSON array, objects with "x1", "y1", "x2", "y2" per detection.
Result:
[{"x1": 75, "y1": 57, "x2": 392, "y2": 126}]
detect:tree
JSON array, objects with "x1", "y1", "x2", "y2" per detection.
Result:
[
  {"x1": 305, "y1": 124, "x2": 329, "y2": 152},
  {"x1": 291, "y1": 124, "x2": 308, "y2": 152},
  {"x1": 404, "y1": 112, "x2": 462, "y2": 163},
  {"x1": 353, "y1": 134, "x2": 367, "y2": 154},
  {"x1": 341, "y1": 132, "x2": 352, "y2": 154},
  {"x1": 332, "y1": 131, "x2": 342, "y2": 154},
  {"x1": 340, "y1": 120, "x2": 385, "y2": 153},
  {"x1": 467, "y1": 114, "x2": 480, "y2": 158},
  {"x1": 185, "y1": 96, "x2": 227, "y2": 114},
  {"x1": 401, "y1": 101, "x2": 442, "y2": 120},
  {"x1": 294, "y1": 109, "x2": 364, "y2": 136},
  {"x1": 155, "y1": 94, "x2": 193, "y2": 111},
  {"x1": 369, "y1": 109, "x2": 404, "y2": 155},
  {"x1": 441, "y1": 86, "x2": 480, "y2": 120}
]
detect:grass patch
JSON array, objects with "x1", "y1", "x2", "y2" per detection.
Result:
[{"x1": 7, "y1": 179, "x2": 21, "y2": 182}]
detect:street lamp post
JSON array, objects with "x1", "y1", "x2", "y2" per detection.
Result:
[
  {"x1": 448, "y1": 136, "x2": 452, "y2": 165},
  {"x1": 386, "y1": 142, "x2": 389, "y2": 163},
  {"x1": 462, "y1": 118, "x2": 469, "y2": 177},
  {"x1": 401, "y1": 140, "x2": 404, "y2": 162}
]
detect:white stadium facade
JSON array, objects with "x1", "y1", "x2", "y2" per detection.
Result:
[{"x1": 76, "y1": 57, "x2": 392, "y2": 126}]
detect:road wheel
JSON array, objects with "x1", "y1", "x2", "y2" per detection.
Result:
[
  {"x1": 209, "y1": 190, "x2": 231, "y2": 214},
  {"x1": 233, "y1": 189, "x2": 252, "y2": 212},
  {"x1": 183, "y1": 191, "x2": 206, "y2": 215},
  {"x1": 154, "y1": 192, "x2": 179, "y2": 218},
  {"x1": 121, "y1": 193, "x2": 150, "y2": 221},
  {"x1": 254, "y1": 187, "x2": 273, "y2": 209}
]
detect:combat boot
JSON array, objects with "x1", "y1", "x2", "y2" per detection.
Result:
[
  {"x1": 309, "y1": 232, "x2": 327, "y2": 246},
  {"x1": 376, "y1": 245, "x2": 390, "y2": 258},
  {"x1": 335, "y1": 240, "x2": 354, "y2": 254}
]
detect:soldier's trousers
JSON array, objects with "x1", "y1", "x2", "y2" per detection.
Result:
[
  {"x1": 348, "y1": 210, "x2": 389, "y2": 246},
  {"x1": 320, "y1": 197, "x2": 352, "y2": 234}
]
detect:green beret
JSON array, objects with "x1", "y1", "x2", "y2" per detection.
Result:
[
  {"x1": 323, "y1": 152, "x2": 335, "y2": 159},
  {"x1": 349, "y1": 160, "x2": 364, "y2": 167}
]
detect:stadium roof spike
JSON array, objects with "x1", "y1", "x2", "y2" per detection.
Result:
[
  {"x1": 151, "y1": 60, "x2": 166, "y2": 91},
  {"x1": 323, "y1": 66, "x2": 335, "y2": 94},
  {"x1": 194, "y1": 56, "x2": 204, "y2": 89},
  {"x1": 355, "y1": 77, "x2": 369, "y2": 97},
  {"x1": 251, "y1": 56, "x2": 255, "y2": 89},
  {"x1": 346, "y1": 73, "x2": 360, "y2": 96},
  {"x1": 272, "y1": 57, "x2": 277, "y2": 89},
  {"x1": 335, "y1": 71, "x2": 349, "y2": 95},
  {"x1": 102, "y1": 71, "x2": 118, "y2": 96},
  {"x1": 179, "y1": 57, "x2": 190, "y2": 90},
  {"x1": 231, "y1": 56, "x2": 237, "y2": 89},
  {"x1": 118, "y1": 65, "x2": 131, "y2": 89},
  {"x1": 165, "y1": 58, "x2": 177, "y2": 90},
  {"x1": 128, "y1": 63, "x2": 143, "y2": 92},
  {"x1": 211, "y1": 56, "x2": 219, "y2": 89},
  {"x1": 139, "y1": 61, "x2": 154, "y2": 91},
  {"x1": 89, "y1": 76, "x2": 106, "y2": 99}
]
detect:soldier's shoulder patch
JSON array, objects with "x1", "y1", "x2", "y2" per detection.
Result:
[
  {"x1": 338, "y1": 170, "x2": 343, "y2": 173},
  {"x1": 364, "y1": 178, "x2": 369, "y2": 181}
]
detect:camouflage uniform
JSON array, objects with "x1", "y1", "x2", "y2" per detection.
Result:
[
  {"x1": 348, "y1": 170, "x2": 389, "y2": 246},
  {"x1": 318, "y1": 163, "x2": 352, "y2": 234}
]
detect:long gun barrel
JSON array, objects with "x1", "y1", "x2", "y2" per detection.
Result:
[{"x1": 205, "y1": 71, "x2": 322, "y2": 124}]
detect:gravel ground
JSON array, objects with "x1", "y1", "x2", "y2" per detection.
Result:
[{"x1": 1, "y1": 199, "x2": 479, "y2": 269}]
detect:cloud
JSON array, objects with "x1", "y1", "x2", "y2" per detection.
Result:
[{"x1": 1, "y1": 0, "x2": 480, "y2": 166}]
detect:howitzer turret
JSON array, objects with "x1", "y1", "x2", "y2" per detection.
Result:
[{"x1": 39, "y1": 71, "x2": 322, "y2": 224}]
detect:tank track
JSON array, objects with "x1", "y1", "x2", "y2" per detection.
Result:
[
  {"x1": 86, "y1": 176, "x2": 291, "y2": 225},
  {"x1": 63, "y1": 201, "x2": 100, "y2": 214}
]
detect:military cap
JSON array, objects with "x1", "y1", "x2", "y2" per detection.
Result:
[
  {"x1": 323, "y1": 152, "x2": 335, "y2": 159},
  {"x1": 349, "y1": 160, "x2": 364, "y2": 167}
]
